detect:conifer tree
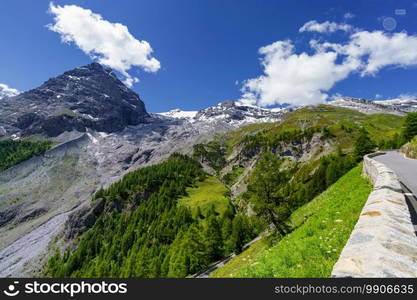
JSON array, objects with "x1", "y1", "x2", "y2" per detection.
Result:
[
  {"x1": 204, "y1": 215, "x2": 223, "y2": 261},
  {"x1": 354, "y1": 129, "x2": 375, "y2": 161},
  {"x1": 403, "y1": 112, "x2": 417, "y2": 141}
]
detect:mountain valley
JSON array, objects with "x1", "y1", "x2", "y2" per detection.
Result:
[{"x1": 0, "y1": 63, "x2": 414, "y2": 278}]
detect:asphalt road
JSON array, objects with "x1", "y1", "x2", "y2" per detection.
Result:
[
  {"x1": 373, "y1": 151, "x2": 417, "y2": 195},
  {"x1": 373, "y1": 151, "x2": 417, "y2": 231}
]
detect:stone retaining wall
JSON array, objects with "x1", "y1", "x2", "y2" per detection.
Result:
[{"x1": 332, "y1": 153, "x2": 417, "y2": 277}]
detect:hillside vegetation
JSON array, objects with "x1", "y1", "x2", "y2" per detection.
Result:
[
  {"x1": 399, "y1": 113, "x2": 417, "y2": 159},
  {"x1": 46, "y1": 154, "x2": 262, "y2": 278},
  {"x1": 219, "y1": 105, "x2": 403, "y2": 155},
  {"x1": 45, "y1": 105, "x2": 403, "y2": 278},
  {"x1": 0, "y1": 140, "x2": 53, "y2": 172},
  {"x1": 400, "y1": 136, "x2": 417, "y2": 159},
  {"x1": 211, "y1": 165, "x2": 371, "y2": 277},
  {"x1": 195, "y1": 105, "x2": 402, "y2": 236},
  {"x1": 178, "y1": 176, "x2": 230, "y2": 216}
]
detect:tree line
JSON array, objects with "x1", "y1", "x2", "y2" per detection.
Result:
[
  {"x1": 46, "y1": 154, "x2": 261, "y2": 278},
  {"x1": 244, "y1": 148, "x2": 356, "y2": 236},
  {"x1": 0, "y1": 139, "x2": 53, "y2": 172},
  {"x1": 378, "y1": 112, "x2": 417, "y2": 150}
]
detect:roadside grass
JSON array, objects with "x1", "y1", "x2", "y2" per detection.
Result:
[
  {"x1": 400, "y1": 136, "x2": 417, "y2": 159},
  {"x1": 178, "y1": 176, "x2": 230, "y2": 215},
  {"x1": 211, "y1": 164, "x2": 371, "y2": 278}
]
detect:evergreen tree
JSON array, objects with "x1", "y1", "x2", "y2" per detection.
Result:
[
  {"x1": 325, "y1": 161, "x2": 338, "y2": 187},
  {"x1": 354, "y1": 129, "x2": 375, "y2": 161},
  {"x1": 45, "y1": 154, "x2": 258, "y2": 279},
  {"x1": 403, "y1": 112, "x2": 417, "y2": 141},
  {"x1": 204, "y1": 215, "x2": 223, "y2": 261},
  {"x1": 0, "y1": 140, "x2": 53, "y2": 171},
  {"x1": 230, "y1": 216, "x2": 246, "y2": 253},
  {"x1": 221, "y1": 217, "x2": 233, "y2": 254},
  {"x1": 247, "y1": 152, "x2": 289, "y2": 236}
]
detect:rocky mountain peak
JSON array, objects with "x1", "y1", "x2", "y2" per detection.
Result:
[
  {"x1": 218, "y1": 100, "x2": 235, "y2": 108},
  {"x1": 158, "y1": 101, "x2": 289, "y2": 129},
  {"x1": 0, "y1": 63, "x2": 148, "y2": 137}
]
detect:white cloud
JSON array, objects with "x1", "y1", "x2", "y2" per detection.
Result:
[
  {"x1": 343, "y1": 12, "x2": 355, "y2": 20},
  {"x1": 238, "y1": 40, "x2": 360, "y2": 107},
  {"x1": 47, "y1": 2, "x2": 160, "y2": 87},
  {"x1": 322, "y1": 31, "x2": 417, "y2": 75},
  {"x1": 0, "y1": 83, "x2": 20, "y2": 99},
  {"x1": 299, "y1": 20, "x2": 352, "y2": 33},
  {"x1": 330, "y1": 93, "x2": 343, "y2": 101},
  {"x1": 123, "y1": 77, "x2": 140, "y2": 88},
  {"x1": 239, "y1": 29, "x2": 417, "y2": 107},
  {"x1": 397, "y1": 93, "x2": 417, "y2": 99}
]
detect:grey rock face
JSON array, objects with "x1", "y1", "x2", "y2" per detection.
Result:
[
  {"x1": 0, "y1": 63, "x2": 148, "y2": 137},
  {"x1": 329, "y1": 97, "x2": 417, "y2": 115},
  {"x1": 193, "y1": 101, "x2": 289, "y2": 126},
  {"x1": 64, "y1": 198, "x2": 105, "y2": 240}
]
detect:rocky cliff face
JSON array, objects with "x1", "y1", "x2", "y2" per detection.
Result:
[
  {"x1": 0, "y1": 63, "x2": 148, "y2": 137},
  {"x1": 159, "y1": 100, "x2": 289, "y2": 127},
  {"x1": 328, "y1": 97, "x2": 417, "y2": 115}
]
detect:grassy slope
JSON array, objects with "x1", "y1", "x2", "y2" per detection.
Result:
[
  {"x1": 178, "y1": 176, "x2": 230, "y2": 215},
  {"x1": 400, "y1": 136, "x2": 417, "y2": 159},
  {"x1": 222, "y1": 105, "x2": 404, "y2": 155},
  {"x1": 211, "y1": 165, "x2": 371, "y2": 278}
]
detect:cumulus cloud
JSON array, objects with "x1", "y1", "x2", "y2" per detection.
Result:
[
  {"x1": 322, "y1": 31, "x2": 417, "y2": 75},
  {"x1": 396, "y1": 93, "x2": 417, "y2": 99},
  {"x1": 238, "y1": 41, "x2": 360, "y2": 106},
  {"x1": 343, "y1": 12, "x2": 355, "y2": 20},
  {"x1": 239, "y1": 29, "x2": 417, "y2": 107},
  {"x1": 299, "y1": 20, "x2": 352, "y2": 33},
  {"x1": 47, "y1": 2, "x2": 160, "y2": 87},
  {"x1": 0, "y1": 83, "x2": 20, "y2": 99}
]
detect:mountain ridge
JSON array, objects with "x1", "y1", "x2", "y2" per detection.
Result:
[
  {"x1": 328, "y1": 97, "x2": 417, "y2": 115},
  {"x1": 0, "y1": 63, "x2": 148, "y2": 137}
]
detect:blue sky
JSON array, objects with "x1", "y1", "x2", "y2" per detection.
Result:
[{"x1": 1, "y1": 0, "x2": 417, "y2": 112}]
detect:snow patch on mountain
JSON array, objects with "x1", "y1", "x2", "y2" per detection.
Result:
[
  {"x1": 377, "y1": 98, "x2": 417, "y2": 113},
  {"x1": 158, "y1": 101, "x2": 289, "y2": 127},
  {"x1": 159, "y1": 109, "x2": 198, "y2": 120},
  {"x1": 328, "y1": 97, "x2": 407, "y2": 115}
]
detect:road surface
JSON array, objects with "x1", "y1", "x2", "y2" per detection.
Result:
[
  {"x1": 373, "y1": 151, "x2": 417, "y2": 231},
  {"x1": 374, "y1": 151, "x2": 417, "y2": 195},
  {"x1": 194, "y1": 235, "x2": 263, "y2": 278},
  {"x1": 194, "y1": 254, "x2": 235, "y2": 278}
]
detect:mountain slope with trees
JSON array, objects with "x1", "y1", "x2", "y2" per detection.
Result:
[
  {"x1": 194, "y1": 105, "x2": 402, "y2": 224},
  {"x1": 44, "y1": 105, "x2": 406, "y2": 278},
  {"x1": 211, "y1": 165, "x2": 371, "y2": 277},
  {"x1": 0, "y1": 140, "x2": 53, "y2": 172},
  {"x1": 46, "y1": 154, "x2": 261, "y2": 278}
]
